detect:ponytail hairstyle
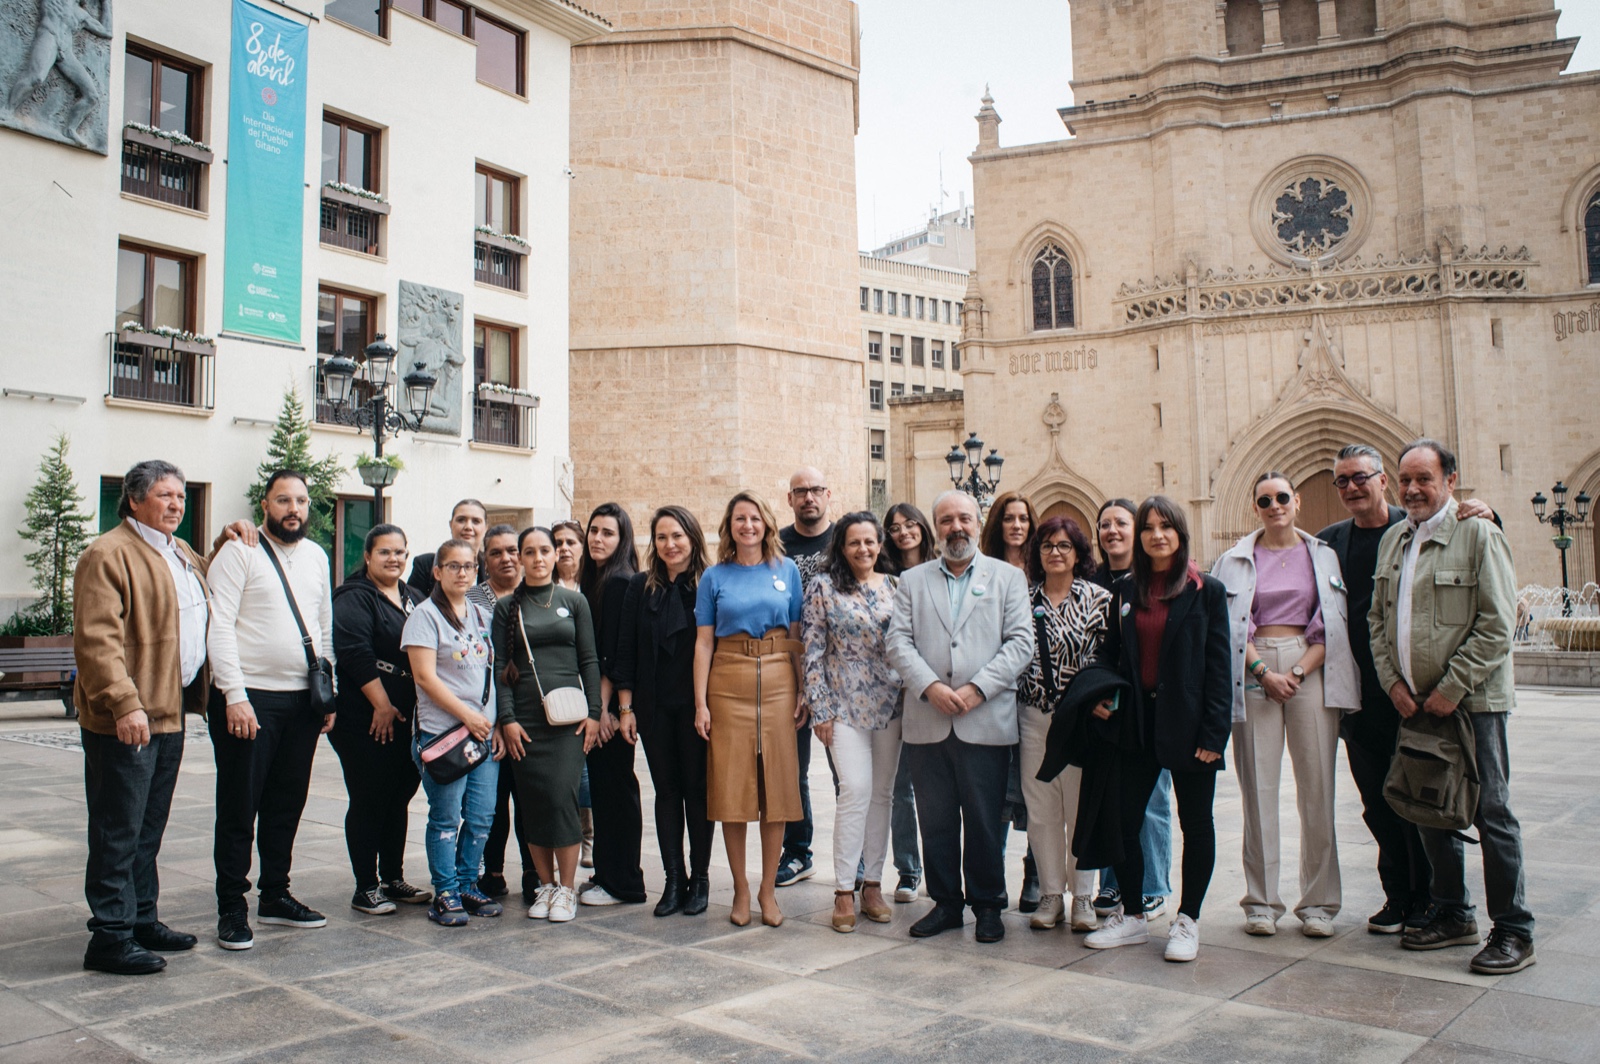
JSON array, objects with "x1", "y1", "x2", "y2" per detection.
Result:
[
  {"x1": 428, "y1": 538, "x2": 478, "y2": 632},
  {"x1": 501, "y1": 526, "x2": 554, "y2": 687}
]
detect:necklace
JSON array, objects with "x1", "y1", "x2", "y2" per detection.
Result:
[{"x1": 529, "y1": 583, "x2": 557, "y2": 609}]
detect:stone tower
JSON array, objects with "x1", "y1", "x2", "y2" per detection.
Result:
[{"x1": 568, "y1": 1, "x2": 863, "y2": 533}]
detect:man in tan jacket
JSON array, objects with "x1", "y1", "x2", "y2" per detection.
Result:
[{"x1": 74, "y1": 461, "x2": 211, "y2": 975}]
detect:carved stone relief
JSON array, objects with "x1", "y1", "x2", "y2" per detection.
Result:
[
  {"x1": 398, "y1": 281, "x2": 464, "y2": 436},
  {"x1": 1, "y1": 0, "x2": 112, "y2": 154}
]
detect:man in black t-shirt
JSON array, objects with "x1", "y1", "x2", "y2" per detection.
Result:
[
  {"x1": 1319, "y1": 444, "x2": 1498, "y2": 937},
  {"x1": 776, "y1": 467, "x2": 834, "y2": 886}
]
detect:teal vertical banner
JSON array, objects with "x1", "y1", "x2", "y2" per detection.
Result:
[{"x1": 222, "y1": 0, "x2": 308, "y2": 343}]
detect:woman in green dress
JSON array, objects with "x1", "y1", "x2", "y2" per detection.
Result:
[{"x1": 493, "y1": 527, "x2": 602, "y2": 924}]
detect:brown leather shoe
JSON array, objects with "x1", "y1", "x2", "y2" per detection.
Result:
[
  {"x1": 1401, "y1": 914, "x2": 1479, "y2": 951},
  {"x1": 860, "y1": 881, "x2": 891, "y2": 923},
  {"x1": 1469, "y1": 928, "x2": 1535, "y2": 974}
]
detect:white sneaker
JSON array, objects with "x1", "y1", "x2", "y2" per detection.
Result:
[
  {"x1": 1071, "y1": 895, "x2": 1100, "y2": 932},
  {"x1": 1029, "y1": 894, "x2": 1065, "y2": 930},
  {"x1": 549, "y1": 885, "x2": 578, "y2": 922},
  {"x1": 526, "y1": 884, "x2": 557, "y2": 919},
  {"x1": 578, "y1": 883, "x2": 621, "y2": 907},
  {"x1": 1301, "y1": 915, "x2": 1335, "y2": 938},
  {"x1": 1165, "y1": 912, "x2": 1200, "y2": 962},
  {"x1": 1084, "y1": 911, "x2": 1149, "y2": 950},
  {"x1": 1244, "y1": 914, "x2": 1278, "y2": 936}
]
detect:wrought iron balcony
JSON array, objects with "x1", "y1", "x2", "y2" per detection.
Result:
[
  {"x1": 120, "y1": 129, "x2": 209, "y2": 211},
  {"x1": 319, "y1": 187, "x2": 389, "y2": 256},
  {"x1": 107, "y1": 333, "x2": 215, "y2": 411},
  {"x1": 474, "y1": 232, "x2": 526, "y2": 291},
  {"x1": 472, "y1": 392, "x2": 534, "y2": 448}
]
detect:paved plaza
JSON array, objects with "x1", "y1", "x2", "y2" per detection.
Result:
[{"x1": 1, "y1": 688, "x2": 1598, "y2": 1063}]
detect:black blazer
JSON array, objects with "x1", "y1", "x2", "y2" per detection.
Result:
[
  {"x1": 1093, "y1": 571, "x2": 1233, "y2": 772},
  {"x1": 1317, "y1": 505, "x2": 1405, "y2": 570},
  {"x1": 609, "y1": 570, "x2": 697, "y2": 713},
  {"x1": 330, "y1": 572, "x2": 425, "y2": 727}
]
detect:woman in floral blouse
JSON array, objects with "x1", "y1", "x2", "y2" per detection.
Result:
[
  {"x1": 803, "y1": 512, "x2": 901, "y2": 933},
  {"x1": 1017, "y1": 515, "x2": 1112, "y2": 933}
]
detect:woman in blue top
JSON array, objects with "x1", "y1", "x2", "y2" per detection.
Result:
[{"x1": 694, "y1": 490, "x2": 804, "y2": 928}]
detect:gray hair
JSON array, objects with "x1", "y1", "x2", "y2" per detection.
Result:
[
  {"x1": 931, "y1": 489, "x2": 979, "y2": 520},
  {"x1": 117, "y1": 460, "x2": 185, "y2": 519},
  {"x1": 1335, "y1": 443, "x2": 1384, "y2": 473}
]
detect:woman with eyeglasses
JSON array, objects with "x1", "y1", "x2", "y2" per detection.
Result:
[
  {"x1": 1211, "y1": 473, "x2": 1359, "y2": 939},
  {"x1": 1081, "y1": 497, "x2": 1230, "y2": 962},
  {"x1": 883, "y1": 503, "x2": 936, "y2": 575},
  {"x1": 330, "y1": 524, "x2": 430, "y2": 915},
  {"x1": 1016, "y1": 516, "x2": 1110, "y2": 934},
  {"x1": 1089, "y1": 498, "x2": 1174, "y2": 925},
  {"x1": 493, "y1": 527, "x2": 602, "y2": 924}
]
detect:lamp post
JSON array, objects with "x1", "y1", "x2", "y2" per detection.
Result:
[
  {"x1": 1530, "y1": 481, "x2": 1592, "y2": 616},
  {"x1": 321, "y1": 334, "x2": 438, "y2": 520},
  {"x1": 945, "y1": 430, "x2": 1004, "y2": 510}
]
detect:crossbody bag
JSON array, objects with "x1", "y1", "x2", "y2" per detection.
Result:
[
  {"x1": 417, "y1": 601, "x2": 494, "y2": 785},
  {"x1": 260, "y1": 541, "x2": 336, "y2": 714},
  {"x1": 517, "y1": 598, "x2": 590, "y2": 725}
]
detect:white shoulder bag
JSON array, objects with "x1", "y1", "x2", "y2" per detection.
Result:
[{"x1": 517, "y1": 602, "x2": 591, "y2": 725}]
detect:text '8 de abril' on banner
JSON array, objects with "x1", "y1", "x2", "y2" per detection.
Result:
[{"x1": 222, "y1": 0, "x2": 308, "y2": 344}]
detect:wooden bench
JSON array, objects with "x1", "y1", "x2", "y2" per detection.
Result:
[{"x1": 0, "y1": 645, "x2": 77, "y2": 717}]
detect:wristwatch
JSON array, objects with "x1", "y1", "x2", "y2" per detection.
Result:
[{"x1": 1290, "y1": 665, "x2": 1306, "y2": 680}]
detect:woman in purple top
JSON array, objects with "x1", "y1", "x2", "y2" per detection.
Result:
[{"x1": 1212, "y1": 472, "x2": 1360, "y2": 939}]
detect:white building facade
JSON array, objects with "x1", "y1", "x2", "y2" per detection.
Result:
[{"x1": 0, "y1": 0, "x2": 607, "y2": 605}]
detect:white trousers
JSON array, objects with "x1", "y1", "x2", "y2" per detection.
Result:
[
  {"x1": 830, "y1": 717, "x2": 902, "y2": 889},
  {"x1": 1233, "y1": 635, "x2": 1342, "y2": 921},
  {"x1": 1018, "y1": 702, "x2": 1095, "y2": 899}
]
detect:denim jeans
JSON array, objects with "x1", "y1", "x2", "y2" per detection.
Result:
[
  {"x1": 83, "y1": 727, "x2": 184, "y2": 942},
  {"x1": 891, "y1": 742, "x2": 921, "y2": 879},
  {"x1": 782, "y1": 724, "x2": 816, "y2": 864},
  {"x1": 1419, "y1": 711, "x2": 1534, "y2": 940},
  {"x1": 1101, "y1": 768, "x2": 1173, "y2": 897},
  {"x1": 412, "y1": 734, "x2": 500, "y2": 897}
]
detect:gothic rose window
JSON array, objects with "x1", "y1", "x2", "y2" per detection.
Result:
[
  {"x1": 1586, "y1": 190, "x2": 1600, "y2": 284},
  {"x1": 1032, "y1": 243, "x2": 1075, "y2": 330},
  {"x1": 1272, "y1": 176, "x2": 1353, "y2": 259}
]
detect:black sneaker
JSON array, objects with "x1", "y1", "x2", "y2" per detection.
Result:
[
  {"x1": 775, "y1": 855, "x2": 814, "y2": 887},
  {"x1": 477, "y1": 872, "x2": 509, "y2": 898},
  {"x1": 459, "y1": 886, "x2": 504, "y2": 917},
  {"x1": 1402, "y1": 914, "x2": 1480, "y2": 951},
  {"x1": 217, "y1": 910, "x2": 254, "y2": 951},
  {"x1": 1367, "y1": 901, "x2": 1407, "y2": 935},
  {"x1": 1404, "y1": 901, "x2": 1439, "y2": 932},
  {"x1": 382, "y1": 879, "x2": 433, "y2": 905},
  {"x1": 1093, "y1": 886, "x2": 1122, "y2": 917},
  {"x1": 351, "y1": 887, "x2": 397, "y2": 915},
  {"x1": 258, "y1": 893, "x2": 327, "y2": 928}
]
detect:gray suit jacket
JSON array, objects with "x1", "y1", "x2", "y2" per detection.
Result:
[{"x1": 885, "y1": 553, "x2": 1034, "y2": 746}]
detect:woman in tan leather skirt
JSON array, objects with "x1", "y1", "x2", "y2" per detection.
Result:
[{"x1": 693, "y1": 490, "x2": 805, "y2": 928}]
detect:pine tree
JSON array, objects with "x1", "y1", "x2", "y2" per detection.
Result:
[
  {"x1": 246, "y1": 388, "x2": 346, "y2": 552},
  {"x1": 16, "y1": 434, "x2": 94, "y2": 635}
]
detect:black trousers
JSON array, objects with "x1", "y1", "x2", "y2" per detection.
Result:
[
  {"x1": 906, "y1": 733, "x2": 1010, "y2": 910},
  {"x1": 83, "y1": 726, "x2": 185, "y2": 942},
  {"x1": 585, "y1": 725, "x2": 647, "y2": 902},
  {"x1": 483, "y1": 759, "x2": 532, "y2": 877},
  {"x1": 1111, "y1": 748, "x2": 1217, "y2": 921},
  {"x1": 327, "y1": 719, "x2": 420, "y2": 889},
  {"x1": 209, "y1": 689, "x2": 321, "y2": 912},
  {"x1": 639, "y1": 701, "x2": 713, "y2": 879},
  {"x1": 1342, "y1": 698, "x2": 1431, "y2": 908}
]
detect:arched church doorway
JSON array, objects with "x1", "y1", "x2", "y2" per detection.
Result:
[{"x1": 1041, "y1": 500, "x2": 1092, "y2": 538}]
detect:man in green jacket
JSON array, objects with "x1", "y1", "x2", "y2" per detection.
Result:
[{"x1": 1369, "y1": 438, "x2": 1532, "y2": 974}]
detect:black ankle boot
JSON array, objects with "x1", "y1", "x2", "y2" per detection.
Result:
[
  {"x1": 1019, "y1": 848, "x2": 1041, "y2": 913},
  {"x1": 683, "y1": 873, "x2": 710, "y2": 916},
  {"x1": 654, "y1": 875, "x2": 686, "y2": 917}
]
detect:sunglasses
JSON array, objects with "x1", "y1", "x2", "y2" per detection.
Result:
[
  {"x1": 1333, "y1": 472, "x2": 1377, "y2": 490},
  {"x1": 1256, "y1": 491, "x2": 1293, "y2": 509}
]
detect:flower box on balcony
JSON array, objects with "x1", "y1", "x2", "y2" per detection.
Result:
[
  {"x1": 170, "y1": 337, "x2": 216, "y2": 356},
  {"x1": 322, "y1": 186, "x2": 391, "y2": 215},
  {"x1": 123, "y1": 126, "x2": 214, "y2": 165},
  {"x1": 478, "y1": 387, "x2": 540, "y2": 408},
  {"x1": 475, "y1": 230, "x2": 530, "y2": 256}
]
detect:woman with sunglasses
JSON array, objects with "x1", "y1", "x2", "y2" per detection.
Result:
[{"x1": 1212, "y1": 473, "x2": 1359, "y2": 938}]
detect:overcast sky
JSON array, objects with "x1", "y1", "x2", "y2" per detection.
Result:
[{"x1": 854, "y1": 1, "x2": 1600, "y2": 250}]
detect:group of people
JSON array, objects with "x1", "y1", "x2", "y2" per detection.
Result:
[{"x1": 70, "y1": 438, "x2": 1532, "y2": 981}]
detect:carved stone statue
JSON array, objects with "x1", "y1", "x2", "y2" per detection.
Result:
[
  {"x1": 397, "y1": 281, "x2": 464, "y2": 436},
  {"x1": 1042, "y1": 391, "x2": 1067, "y2": 436},
  {"x1": 556, "y1": 456, "x2": 575, "y2": 519},
  {"x1": 1, "y1": 0, "x2": 111, "y2": 154}
]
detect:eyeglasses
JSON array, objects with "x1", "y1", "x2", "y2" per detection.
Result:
[
  {"x1": 1256, "y1": 491, "x2": 1293, "y2": 509},
  {"x1": 791, "y1": 486, "x2": 829, "y2": 497},
  {"x1": 1039, "y1": 542, "x2": 1076, "y2": 555},
  {"x1": 438, "y1": 562, "x2": 476, "y2": 575},
  {"x1": 1333, "y1": 471, "x2": 1377, "y2": 490}
]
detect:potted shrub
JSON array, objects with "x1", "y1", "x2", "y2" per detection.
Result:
[
  {"x1": 354, "y1": 453, "x2": 403, "y2": 489},
  {"x1": 1, "y1": 435, "x2": 92, "y2": 686}
]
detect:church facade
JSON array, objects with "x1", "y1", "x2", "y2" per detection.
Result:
[{"x1": 904, "y1": 0, "x2": 1600, "y2": 581}]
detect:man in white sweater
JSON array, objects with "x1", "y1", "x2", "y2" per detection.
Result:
[{"x1": 207, "y1": 470, "x2": 335, "y2": 951}]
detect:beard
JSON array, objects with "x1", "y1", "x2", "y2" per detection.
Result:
[
  {"x1": 941, "y1": 530, "x2": 976, "y2": 563},
  {"x1": 266, "y1": 514, "x2": 308, "y2": 544}
]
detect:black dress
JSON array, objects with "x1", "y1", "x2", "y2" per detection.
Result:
[{"x1": 581, "y1": 574, "x2": 648, "y2": 902}]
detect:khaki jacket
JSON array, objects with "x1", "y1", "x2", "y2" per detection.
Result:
[
  {"x1": 1368, "y1": 498, "x2": 1516, "y2": 713},
  {"x1": 73, "y1": 522, "x2": 211, "y2": 734}
]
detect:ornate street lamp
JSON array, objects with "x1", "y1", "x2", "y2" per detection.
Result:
[
  {"x1": 947, "y1": 430, "x2": 1004, "y2": 509},
  {"x1": 1530, "y1": 480, "x2": 1592, "y2": 616},
  {"x1": 322, "y1": 334, "x2": 437, "y2": 518}
]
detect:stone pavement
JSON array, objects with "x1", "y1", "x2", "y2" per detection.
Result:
[{"x1": 2, "y1": 688, "x2": 1598, "y2": 1064}]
